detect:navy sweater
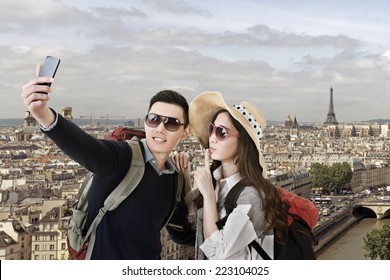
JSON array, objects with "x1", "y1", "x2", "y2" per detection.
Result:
[{"x1": 44, "y1": 113, "x2": 195, "y2": 259}]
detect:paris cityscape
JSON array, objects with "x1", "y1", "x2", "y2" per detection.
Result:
[
  {"x1": 1, "y1": 5, "x2": 390, "y2": 280},
  {"x1": 0, "y1": 87, "x2": 389, "y2": 260}
]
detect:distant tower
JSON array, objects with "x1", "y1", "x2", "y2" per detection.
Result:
[
  {"x1": 61, "y1": 107, "x2": 73, "y2": 122},
  {"x1": 23, "y1": 110, "x2": 37, "y2": 128},
  {"x1": 291, "y1": 116, "x2": 299, "y2": 136},
  {"x1": 20, "y1": 110, "x2": 39, "y2": 141},
  {"x1": 324, "y1": 86, "x2": 338, "y2": 125},
  {"x1": 285, "y1": 114, "x2": 293, "y2": 128},
  {"x1": 351, "y1": 125, "x2": 357, "y2": 137}
]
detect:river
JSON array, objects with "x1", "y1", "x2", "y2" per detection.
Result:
[{"x1": 316, "y1": 217, "x2": 390, "y2": 260}]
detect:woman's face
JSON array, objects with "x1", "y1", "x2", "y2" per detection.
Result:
[{"x1": 208, "y1": 112, "x2": 240, "y2": 163}]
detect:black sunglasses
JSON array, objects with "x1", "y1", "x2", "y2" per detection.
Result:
[
  {"x1": 208, "y1": 123, "x2": 240, "y2": 141},
  {"x1": 145, "y1": 113, "x2": 185, "y2": 132}
]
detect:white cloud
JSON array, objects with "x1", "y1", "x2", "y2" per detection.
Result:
[
  {"x1": 1, "y1": 0, "x2": 390, "y2": 122},
  {"x1": 382, "y1": 50, "x2": 390, "y2": 59},
  {"x1": 142, "y1": 0, "x2": 210, "y2": 16}
]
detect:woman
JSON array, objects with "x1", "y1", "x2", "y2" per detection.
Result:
[{"x1": 188, "y1": 91, "x2": 287, "y2": 260}]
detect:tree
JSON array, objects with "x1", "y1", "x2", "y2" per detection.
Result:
[
  {"x1": 363, "y1": 223, "x2": 390, "y2": 260},
  {"x1": 329, "y1": 162, "x2": 353, "y2": 194},
  {"x1": 309, "y1": 162, "x2": 352, "y2": 194},
  {"x1": 310, "y1": 163, "x2": 329, "y2": 192}
]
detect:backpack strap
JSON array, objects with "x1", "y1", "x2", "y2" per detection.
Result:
[
  {"x1": 105, "y1": 140, "x2": 145, "y2": 210},
  {"x1": 215, "y1": 179, "x2": 273, "y2": 260},
  {"x1": 215, "y1": 180, "x2": 246, "y2": 229},
  {"x1": 165, "y1": 172, "x2": 184, "y2": 229},
  {"x1": 84, "y1": 140, "x2": 145, "y2": 259},
  {"x1": 249, "y1": 240, "x2": 272, "y2": 260},
  {"x1": 74, "y1": 172, "x2": 94, "y2": 213},
  {"x1": 176, "y1": 173, "x2": 183, "y2": 205}
]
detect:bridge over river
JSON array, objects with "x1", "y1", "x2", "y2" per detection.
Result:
[
  {"x1": 354, "y1": 198, "x2": 390, "y2": 219},
  {"x1": 313, "y1": 198, "x2": 390, "y2": 253}
]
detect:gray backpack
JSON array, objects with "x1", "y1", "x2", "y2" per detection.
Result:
[{"x1": 66, "y1": 140, "x2": 183, "y2": 259}]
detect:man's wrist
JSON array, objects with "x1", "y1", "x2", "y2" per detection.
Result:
[{"x1": 39, "y1": 109, "x2": 58, "y2": 131}]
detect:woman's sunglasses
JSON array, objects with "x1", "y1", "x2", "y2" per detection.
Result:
[
  {"x1": 145, "y1": 113, "x2": 185, "y2": 132},
  {"x1": 208, "y1": 123, "x2": 240, "y2": 141}
]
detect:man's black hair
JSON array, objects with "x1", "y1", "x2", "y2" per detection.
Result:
[{"x1": 148, "y1": 90, "x2": 189, "y2": 127}]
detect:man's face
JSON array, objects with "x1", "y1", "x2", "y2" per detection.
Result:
[{"x1": 145, "y1": 101, "x2": 189, "y2": 157}]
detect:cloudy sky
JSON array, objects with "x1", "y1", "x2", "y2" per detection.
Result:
[{"x1": 1, "y1": 0, "x2": 389, "y2": 123}]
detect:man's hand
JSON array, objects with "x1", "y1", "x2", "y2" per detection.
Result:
[
  {"x1": 171, "y1": 151, "x2": 192, "y2": 193},
  {"x1": 20, "y1": 64, "x2": 55, "y2": 128}
]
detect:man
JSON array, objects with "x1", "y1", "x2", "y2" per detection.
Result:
[{"x1": 21, "y1": 65, "x2": 195, "y2": 259}]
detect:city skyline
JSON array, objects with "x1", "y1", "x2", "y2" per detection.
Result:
[{"x1": 1, "y1": 0, "x2": 389, "y2": 122}]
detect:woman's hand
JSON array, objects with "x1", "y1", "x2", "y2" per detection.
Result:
[
  {"x1": 194, "y1": 149, "x2": 218, "y2": 238},
  {"x1": 193, "y1": 149, "x2": 214, "y2": 200}
]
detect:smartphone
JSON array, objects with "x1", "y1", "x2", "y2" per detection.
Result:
[{"x1": 38, "y1": 56, "x2": 61, "y2": 90}]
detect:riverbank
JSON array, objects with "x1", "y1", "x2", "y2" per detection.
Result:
[{"x1": 314, "y1": 214, "x2": 360, "y2": 253}]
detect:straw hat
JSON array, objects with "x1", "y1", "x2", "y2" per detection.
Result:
[{"x1": 189, "y1": 91, "x2": 267, "y2": 177}]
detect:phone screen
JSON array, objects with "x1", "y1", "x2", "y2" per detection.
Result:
[{"x1": 39, "y1": 56, "x2": 61, "y2": 78}]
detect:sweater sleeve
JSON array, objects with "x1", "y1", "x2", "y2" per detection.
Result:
[
  {"x1": 42, "y1": 111, "x2": 131, "y2": 175},
  {"x1": 236, "y1": 187, "x2": 269, "y2": 237}
]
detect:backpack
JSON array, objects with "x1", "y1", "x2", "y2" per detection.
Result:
[
  {"x1": 217, "y1": 180, "x2": 319, "y2": 260},
  {"x1": 67, "y1": 129, "x2": 183, "y2": 260},
  {"x1": 107, "y1": 127, "x2": 146, "y2": 141}
]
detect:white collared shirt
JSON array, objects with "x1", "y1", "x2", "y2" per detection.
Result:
[
  {"x1": 198, "y1": 166, "x2": 274, "y2": 260},
  {"x1": 140, "y1": 139, "x2": 176, "y2": 175}
]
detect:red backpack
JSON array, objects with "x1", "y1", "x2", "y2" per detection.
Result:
[
  {"x1": 217, "y1": 180, "x2": 319, "y2": 260},
  {"x1": 107, "y1": 127, "x2": 145, "y2": 141}
]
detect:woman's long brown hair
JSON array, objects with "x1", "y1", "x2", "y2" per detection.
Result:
[{"x1": 195, "y1": 109, "x2": 287, "y2": 242}]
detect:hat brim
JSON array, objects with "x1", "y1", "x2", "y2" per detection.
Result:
[{"x1": 189, "y1": 91, "x2": 267, "y2": 177}]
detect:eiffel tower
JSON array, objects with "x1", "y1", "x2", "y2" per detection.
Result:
[{"x1": 324, "y1": 86, "x2": 338, "y2": 125}]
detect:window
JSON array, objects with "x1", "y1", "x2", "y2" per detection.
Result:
[
  {"x1": 50, "y1": 235, "x2": 55, "y2": 241},
  {"x1": 35, "y1": 235, "x2": 40, "y2": 241},
  {"x1": 49, "y1": 254, "x2": 55, "y2": 260},
  {"x1": 61, "y1": 243, "x2": 66, "y2": 250},
  {"x1": 35, "y1": 245, "x2": 39, "y2": 251},
  {"x1": 50, "y1": 245, "x2": 55, "y2": 250},
  {"x1": 34, "y1": 255, "x2": 39, "y2": 260}
]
